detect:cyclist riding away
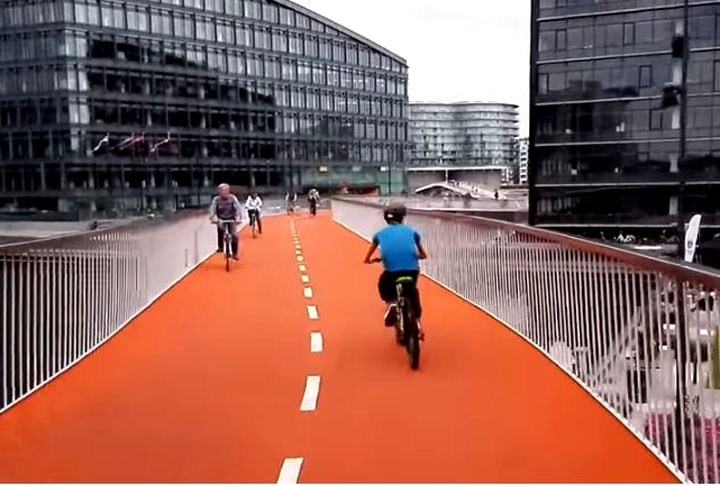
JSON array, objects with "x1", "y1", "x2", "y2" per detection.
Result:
[
  {"x1": 308, "y1": 188, "x2": 320, "y2": 216},
  {"x1": 363, "y1": 203, "x2": 427, "y2": 338},
  {"x1": 209, "y1": 183, "x2": 242, "y2": 259},
  {"x1": 245, "y1": 190, "x2": 263, "y2": 234}
]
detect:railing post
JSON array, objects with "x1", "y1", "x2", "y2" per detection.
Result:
[{"x1": 674, "y1": 277, "x2": 689, "y2": 472}]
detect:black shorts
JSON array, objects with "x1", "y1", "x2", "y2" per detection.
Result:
[{"x1": 378, "y1": 270, "x2": 422, "y2": 319}]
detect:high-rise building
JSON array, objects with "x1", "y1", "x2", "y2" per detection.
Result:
[
  {"x1": 513, "y1": 138, "x2": 530, "y2": 186},
  {"x1": 517, "y1": 137, "x2": 529, "y2": 186},
  {"x1": 530, "y1": 0, "x2": 720, "y2": 238},
  {"x1": 0, "y1": 0, "x2": 408, "y2": 217},
  {"x1": 409, "y1": 102, "x2": 519, "y2": 167}
]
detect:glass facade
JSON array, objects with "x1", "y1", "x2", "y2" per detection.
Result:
[
  {"x1": 0, "y1": 0, "x2": 409, "y2": 215},
  {"x1": 530, "y1": 0, "x2": 720, "y2": 236},
  {"x1": 409, "y1": 102, "x2": 519, "y2": 167}
]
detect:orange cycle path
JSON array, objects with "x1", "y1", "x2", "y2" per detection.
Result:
[
  {"x1": 0, "y1": 214, "x2": 678, "y2": 483},
  {"x1": 288, "y1": 214, "x2": 677, "y2": 483}
]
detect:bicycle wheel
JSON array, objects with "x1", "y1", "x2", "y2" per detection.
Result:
[
  {"x1": 402, "y1": 303, "x2": 420, "y2": 370},
  {"x1": 394, "y1": 304, "x2": 404, "y2": 345},
  {"x1": 225, "y1": 234, "x2": 231, "y2": 272}
]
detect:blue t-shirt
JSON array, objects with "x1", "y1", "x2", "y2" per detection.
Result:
[{"x1": 372, "y1": 224, "x2": 421, "y2": 272}]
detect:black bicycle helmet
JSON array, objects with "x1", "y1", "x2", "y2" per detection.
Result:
[{"x1": 383, "y1": 203, "x2": 407, "y2": 224}]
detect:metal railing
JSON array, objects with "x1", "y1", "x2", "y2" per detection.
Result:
[
  {"x1": 0, "y1": 212, "x2": 216, "y2": 413},
  {"x1": 333, "y1": 197, "x2": 720, "y2": 484}
]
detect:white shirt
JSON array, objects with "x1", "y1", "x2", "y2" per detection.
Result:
[{"x1": 245, "y1": 195, "x2": 263, "y2": 211}]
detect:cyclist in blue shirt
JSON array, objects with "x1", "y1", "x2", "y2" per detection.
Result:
[{"x1": 364, "y1": 204, "x2": 427, "y2": 335}]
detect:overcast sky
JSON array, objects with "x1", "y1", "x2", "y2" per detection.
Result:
[{"x1": 294, "y1": 0, "x2": 531, "y2": 136}]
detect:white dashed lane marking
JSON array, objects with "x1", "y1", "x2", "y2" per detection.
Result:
[
  {"x1": 300, "y1": 376, "x2": 321, "y2": 412},
  {"x1": 277, "y1": 458, "x2": 303, "y2": 484},
  {"x1": 307, "y1": 305, "x2": 319, "y2": 320},
  {"x1": 310, "y1": 332, "x2": 323, "y2": 353},
  {"x1": 303, "y1": 287, "x2": 313, "y2": 298},
  {"x1": 301, "y1": 275, "x2": 310, "y2": 284}
]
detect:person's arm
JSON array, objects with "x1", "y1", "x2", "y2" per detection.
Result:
[
  {"x1": 363, "y1": 235, "x2": 380, "y2": 264},
  {"x1": 209, "y1": 196, "x2": 218, "y2": 220},
  {"x1": 232, "y1": 196, "x2": 242, "y2": 222},
  {"x1": 415, "y1": 232, "x2": 428, "y2": 260}
]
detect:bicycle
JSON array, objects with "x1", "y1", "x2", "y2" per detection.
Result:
[
  {"x1": 370, "y1": 258, "x2": 421, "y2": 370},
  {"x1": 247, "y1": 209, "x2": 259, "y2": 238},
  {"x1": 309, "y1": 200, "x2": 318, "y2": 217},
  {"x1": 214, "y1": 219, "x2": 237, "y2": 272}
]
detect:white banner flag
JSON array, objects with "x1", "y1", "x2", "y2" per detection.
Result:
[{"x1": 684, "y1": 214, "x2": 702, "y2": 263}]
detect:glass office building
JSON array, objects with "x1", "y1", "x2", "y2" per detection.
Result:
[
  {"x1": 530, "y1": 0, "x2": 720, "y2": 237},
  {"x1": 0, "y1": 0, "x2": 408, "y2": 216},
  {"x1": 409, "y1": 102, "x2": 519, "y2": 167}
]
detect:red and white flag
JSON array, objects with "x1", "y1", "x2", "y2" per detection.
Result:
[
  {"x1": 150, "y1": 132, "x2": 172, "y2": 153},
  {"x1": 92, "y1": 133, "x2": 110, "y2": 153}
]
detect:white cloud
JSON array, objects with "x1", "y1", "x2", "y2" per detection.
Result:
[{"x1": 293, "y1": 0, "x2": 530, "y2": 135}]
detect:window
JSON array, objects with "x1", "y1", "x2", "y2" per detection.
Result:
[
  {"x1": 236, "y1": 23, "x2": 249, "y2": 46},
  {"x1": 282, "y1": 59, "x2": 295, "y2": 81},
  {"x1": 692, "y1": 107, "x2": 712, "y2": 128},
  {"x1": 556, "y1": 30, "x2": 566, "y2": 50},
  {"x1": 650, "y1": 109, "x2": 663, "y2": 130},
  {"x1": 548, "y1": 72, "x2": 565, "y2": 92},
  {"x1": 272, "y1": 29, "x2": 287, "y2": 52},
  {"x1": 714, "y1": 61, "x2": 720, "y2": 91},
  {"x1": 101, "y1": 4, "x2": 113, "y2": 27},
  {"x1": 636, "y1": 21, "x2": 652, "y2": 43},
  {"x1": 75, "y1": 3, "x2": 87, "y2": 23},
  {"x1": 539, "y1": 31, "x2": 555, "y2": 52},
  {"x1": 327, "y1": 67, "x2": 339, "y2": 86},
  {"x1": 161, "y1": 10, "x2": 171, "y2": 35},
  {"x1": 639, "y1": 65, "x2": 652, "y2": 88},
  {"x1": 606, "y1": 24, "x2": 622, "y2": 47},
  {"x1": 623, "y1": 23, "x2": 634, "y2": 45},
  {"x1": 312, "y1": 64, "x2": 324, "y2": 84},
  {"x1": 690, "y1": 15, "x2": 715, "y2": 41},
  {"x1": 567, "y1": 28, "x2": 582, "y2": 49}
]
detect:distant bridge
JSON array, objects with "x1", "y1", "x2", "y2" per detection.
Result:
[{"x1": 414, "y1": 181, "x2": 508, "y2": 200}]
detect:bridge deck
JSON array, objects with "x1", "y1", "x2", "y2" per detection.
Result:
[{"x1": 0, "y1": 214, "x2": 676, "y2": 483}]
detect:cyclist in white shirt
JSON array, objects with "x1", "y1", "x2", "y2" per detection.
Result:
[{"x1": 245, "y1": 190, "x2": 263, "y2": 234}]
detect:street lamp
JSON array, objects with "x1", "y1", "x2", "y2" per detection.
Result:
[
  {"x1": 662, "y1": 0, "x2": 690, "y2": 258},
  {"x1": 661, "y1": 0, "x2": 690, "y2": 469}
]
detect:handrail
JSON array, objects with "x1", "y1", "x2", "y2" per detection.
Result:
[
  {"x1": 332, "y1": 196, "x2": 720, "y2": 484},
  {"x1": 334, "y1": 196, "x2": 720, "y2": 289},
  {"x1": 0, "y1": 211, "x2": 216, "y2": 414},
  {"x1": 0, "y1": 210, "x2": 205, "y2": 252}
]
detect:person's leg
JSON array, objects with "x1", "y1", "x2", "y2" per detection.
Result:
[
  {"x1": 216, "y1": 226, "x2": 224, "y2": 252},
  {"x1": 378, "y1": 271, "x2": 397, "y2": 302},
  {"x1": 257, "y1": 212, "x2": 263, "y2": 234},
  {"x1": 229, "y1": 222, "x2": 238, "y2": 257},
  {"x1": 410, "y1": 270, "x2": 422, "y2": 320},
  {"x1": 378, "y1": 271, "x2": 399, "y2": 326}
]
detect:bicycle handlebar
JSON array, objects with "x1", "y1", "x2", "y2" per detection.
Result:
[{"x1": 212, "y1": 219, "x2": 238, "y2": 225}]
